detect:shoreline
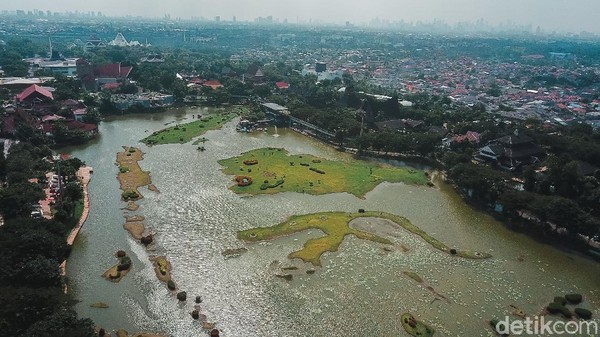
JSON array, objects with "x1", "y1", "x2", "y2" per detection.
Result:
[{"x1": 61, "y1": 165, "x2": 93, "y2": 292}]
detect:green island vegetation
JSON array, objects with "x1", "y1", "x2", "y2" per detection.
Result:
[
  {"x1": 116, "y1": 147, "x2": 151, "y2": 200},
  {"x1": 141, "y1": 112, "x2": 236, "y2": 145},
  {"x1": 219, "y1": 148, "x2": 429, "y2": 198},
  {"x1": 401, "y1": 313, "x2": 435, "y2": 337},
  {"x1": 102, "y1": 250, "x2": 133, "y2": 283},
  {"x1": 238, "y1": 211, "x2": 491, "y2": 266}
]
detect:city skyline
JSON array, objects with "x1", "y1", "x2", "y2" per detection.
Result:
[{"x1": 2, "y1": 0, "x2": 600, "y2": 33}]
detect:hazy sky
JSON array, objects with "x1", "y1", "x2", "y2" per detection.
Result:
[{"x1": 4, "y1": 0, "x2": 600, "y2": 33}]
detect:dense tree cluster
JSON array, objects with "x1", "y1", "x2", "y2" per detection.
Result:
[{"x1": 0, "y1": 141, "x2": 93, "y2": 336}]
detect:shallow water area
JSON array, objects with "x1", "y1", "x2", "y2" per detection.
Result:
[{"x1": 64, "y1": 107, "x2": 600, "y2": 336}]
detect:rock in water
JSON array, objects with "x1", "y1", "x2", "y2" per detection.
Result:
[
  {"x1": 90, "y1": 302, "x2": 109, "y2": 308},
  {"x1": 275, "y1": 274, "x2": 293, "y2": 281}
]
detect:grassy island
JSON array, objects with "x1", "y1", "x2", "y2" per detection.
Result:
[
  {"x1": 141, "y1": 112, "x2": 236, "y2": 145},
  {"x1": 401, "y1": 313, "x2": 435, "y2": 337},
  {"x1": 219, "y1": 148, "x2": 429, "y2": 198},
  {"x1": 116, "y1": 147, "x2": 151, "y2": 200},
  {"x1": 238, "y1": 211, "x2": 491, "y2": 266}
]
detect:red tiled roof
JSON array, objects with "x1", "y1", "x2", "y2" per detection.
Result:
[
  {"x1": 94, "y1": 63, "x2": 132, "y2": 78},
  {"x1": 465, "y1": 131, "x2": 481, "y2": 143},
  {"x1": 16, "y1": 84, "x2": 54, "y2": 102},
  {"x1": 275, "y1": 81, "x2": 289, "y2": 89},
  {"x1": 67, "y1": 120, "x2": 97, "y2": 132},
  {"x1": 41, "y1": 120, "x2": 97, "y2": 134},
  {"x1": 42, "y1": 114, "x2": 66, "y2": 122},
  {"x1": 102, "y1": 82, "x2": 122, "y2": 90},
  {"x1": 62, "y1": 99, "x2": 79, "y2": 107},
  {"x1": 203, "y1": 80, "x2": 223, "y2": 89}
]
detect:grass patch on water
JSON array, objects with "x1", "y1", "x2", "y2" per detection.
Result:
[
  {"x1": 116, "y1": 147, "x2": 151, "y2": 200},
  {"x1": 141, "y1": 112, "x2": 236, "y2": 145},
  {"x1": 219, "y1": 148, "x2": 429, "y2": 198},
  {"x1": 238, "y1": 211, "x2": 491, "y2": 266}
]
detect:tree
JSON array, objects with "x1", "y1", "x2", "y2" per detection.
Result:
[
  {"x1": 0, "y1": 182, "x2": 45, "y2": 219},
  {"x1": 82, "y1": 107, "x2": 101, "y2": 125},
  {"x1": 0, "y1": 287, "x2": 69, "y2": 336},
  {"x1": 13, "y1": 256, "x2": 62, "y2": 288},
  {"x1": 21, "y1": 309, "x2": 95, "y2": 337},
  {"x1": 63, "y1": 182, "x2": 83, "y2": 202}
]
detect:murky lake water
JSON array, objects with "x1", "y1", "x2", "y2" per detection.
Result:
[{"x1": 65, "y1": 107, "x2": 600, "y2": 337}]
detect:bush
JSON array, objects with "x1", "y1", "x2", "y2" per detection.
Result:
[
  {"x1": 128, "y1": 148, "x2": 136, "y2": 153},
  {"x1": 553, "y1": 296, "x2": 567, "y2": 306},
  {"x1": 117, "y1": 256, "x2": 131, "y2": 271},
  {"x1": 116, "y1": 250, "x2": 126, "y2": 258},
  {"x1": 191, "y1": 310, "x2": 199, "y2": 319},
  {"x1": 119, "y1": 166, "x2": 129, "y2": 173},
  {"x1": 574, "y1": 308, "x2": 592, "y2": 320},
  {"x1": 120, "y1": 256, "x2": 131, "y2": 265},
  {"x1": 565, "y1": 293, "x2": 582, "y2": 304},
  {"x1": 546, "y1": 302, "x2": 564, "y2": 314},
  {"x1": 141, "y1": 235, "x2": 153, "y2": 245},
  {"x1": 309, "y1": 167, "x2": 325, "y2": 174},
  {"x1": 121, "y1": 190, "x2": 140, "y2": 200},
  {"x1": 117, "y1": 262, "x2": 131, "y2": 271},
  {"x1": 312, "y1": 159, "x2": 321, "y2": 163},
  {"x1": 167, "y1": 279, "x2": 176, "y2": 290},
  {"x1": 177, "y1": 291, "x2": 187, "y2": 301},
  {"x1": 260, "y1": 179, "x2": 284, "y2": 190}
]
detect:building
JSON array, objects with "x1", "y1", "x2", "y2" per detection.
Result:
[
  {"x1": 476, "y1": 129, "x2": 544, "y2": 171},
  {"x1": 77, "y1": 59, "x2": 133, "y2": 90},
  {"x1": 245, "y1": 64, "x2": 265, "y2": 83},
  {"x1": 36, "y1": 58, "x2": 79, "y2": 76},
  {"x1": 262, "y1": 102, "x2": 290, "y2": 116},
  {"x1": 15, "y1": 84, "x2": 54, "y2": 113},
  {"x1": 202, "y1": 80, "x2": 223, "y2": 90},
  {"x1": 107, "y1": 32, "x2": 147, "y2": 48},
  {"x1": 83, "y1": 36, "x2": 106, "y2": 52},
  {"x1": 275, "y1": 81, "x2": 290, "y2": 90}
]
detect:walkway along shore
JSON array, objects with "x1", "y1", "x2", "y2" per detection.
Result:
[{"x1": 60, "y1": 165, "x2": 93, "y2": 293}]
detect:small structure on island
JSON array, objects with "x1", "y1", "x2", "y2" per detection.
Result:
[{"x1": 235, "y1": 175, "x2": 252, "y2": 186}]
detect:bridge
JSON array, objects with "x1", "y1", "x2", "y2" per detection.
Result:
[{"x1": 261, "y1": 102, "x2": 335, "y2": 140}]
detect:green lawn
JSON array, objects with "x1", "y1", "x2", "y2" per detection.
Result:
[
  {"x1": 238, "y1": 211, "x2": 491, "y2": 266},
  {"x1": 219, "y1": 148, "x2": 429, "y2": 198},
  {"x1": 73, "y1": 197, "x2": 84, "y2": 221},
  {"x1": 141, "y1": 112, "x2": 236, "y2": 145}
]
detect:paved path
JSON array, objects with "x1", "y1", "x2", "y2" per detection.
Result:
[{"x1": 60, "y1": 166, "x2": 93, "y2": 291}]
